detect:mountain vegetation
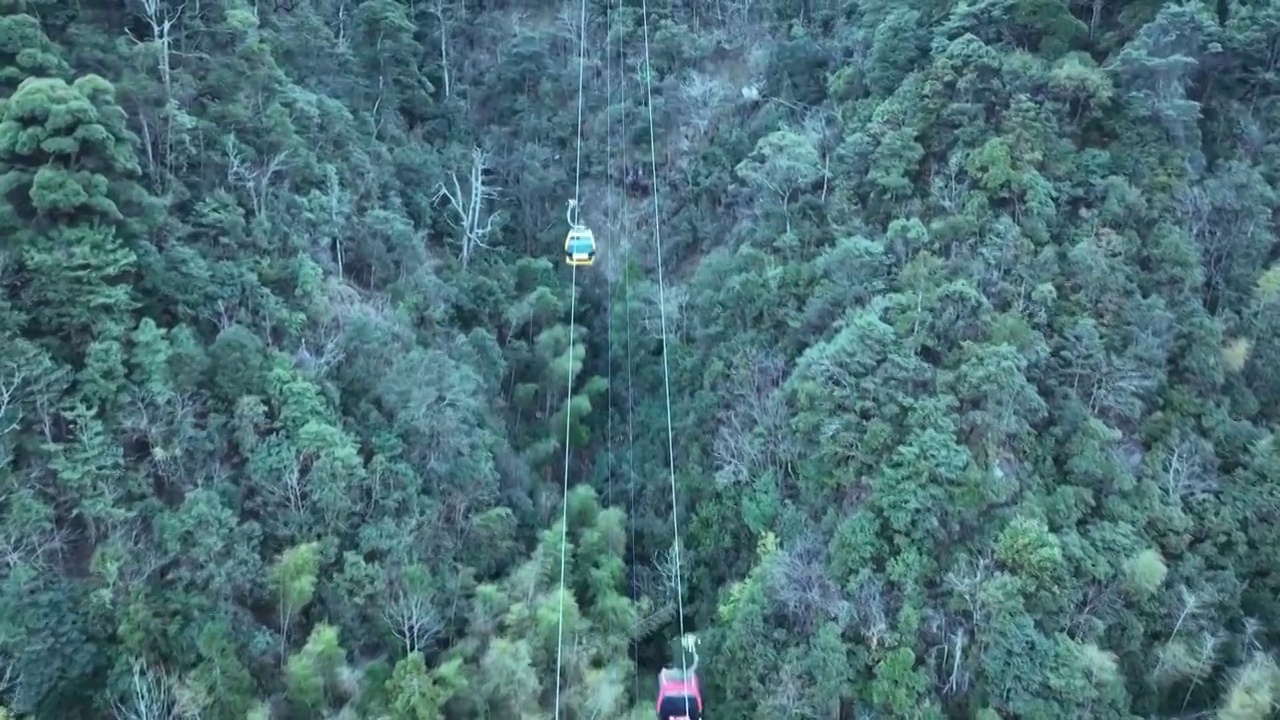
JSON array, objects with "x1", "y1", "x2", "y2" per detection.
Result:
[{"x1": 2, "y1": 0, "x2": 1280, "y2": 717}]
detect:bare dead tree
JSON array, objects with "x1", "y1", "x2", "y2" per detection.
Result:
[
  {"x1": 110, "y1": 519, "x2": 168, "y2": 589},
  {"x1": 0, "y1": 525, "x2": 71, "y2": 573},
  {"x1": 124, "y1": 0, "x2": 191, "y2": 188},
  {"x1": 225, "y1": 136, "x2": 289, "y2": 218},
  {"x1": 0, "y1": 530, "x2": 34, "y2": 571},
  {"x1": 629, "y1": 564, "x2": 662, "y2": 600},
  {"x1": 639, "y1": 284, "x2": 688, "y2": 341},
  {"x1": 941, "y1": 628, "x2": 971, "y2": 697},
  {"x1": 120, "y1": 388, "x2": 199, "y2": 490},
  {"x1": 0, "y1": 363, "x2": 23, "y2": 438},
  {"x1": 1087, "y1": 356, "x2": 1157, "y2": 426},
  {"x1": 943, "y1": 554, "x2": 993, "y2": 630},
  {"x1": 125, "y1": 0, "x2": 184, "y2": 97},
  {"x1": 1168, "y1": 584, "x2": 1205, "y2": 645},
  {"x1": 1160, "y1": 431, "x2": 1219, "y2": 503},
  {"x1": 1064, "y1": 581, "x2": 1120, "y2": 639},
  {"x1": 851, "y1": 575, "x2": 889, "y2": 650},
  {"x1": 261, "y1": 455, "x2": 306, "y2": 518},
  {"x1": 711, "y1": 409, "x2": 757, "y2": 487},
  {"x1": 112, "y1": 660, "x2": 181, "y2": 720},
  {"x1": 33, "y1": 393, "x2": 56, "y2": 445},
  {"x1": 296, "y1": 335, "x2": 344, "y2": 377},
  {"x1": 929, "y1": 155, "x2": 971, "y2": 214},
  {"x1": 923, "y1": 607, "x2": 974, "y2": 700},
  {"x1": 1179, "y1": 632, "x2": 1222, "y2": 711},
  {"x1": 382, "y1": 579, "x2": 444, "y2": 656},
  {"x1": 799, "y1": 110, "x2": 837, "y2": 204},
  {"x1": 759, "y1": 665, "x2": 816, "y2": 719},
  {"x1": 652, "y1": 543, "x2": 681, "y2": 593},
  {"x1": 1087, "y1": 0, "x2": 1105, "y2": 39},
  {"x1": 0, "y1": 660, "x2": 19, "y2": 700},
  {"x1": 1175, "y1": 179, "x2": 1264, "y2": 305},
  {"x1": 133, "y1": 110, "x2": 161, "y2": 187},
  {"x1": 1242, "y1": 616, "x2": 1265, "y2": 653},
  {"x1": 712, "y1": 349, "x2": 793, "y2": 487},
  {"x1": 763, "y1": 536, "x2": 849, "y2": 635},
  {"x1": 678, "y1": 71, "x2": 726, "y2": 135},
  {"x1": 434, "y1": 147, "x2": 499, "y2": 268},
  {"x1": 633, "y1": 600, "x2": 675, "y2": 640},
  {"x1": 429, "y1": 0, "x2": 452, "y2": 99},
  {"x1": 299, "y1": 166, "x2": 355, "y2": 277},
  {"x1": 209, "y1": 299, "x2": 240, "y2": 332},
  {"x1": 334, "y1": 0, "x2": 351, "y2": 52}
]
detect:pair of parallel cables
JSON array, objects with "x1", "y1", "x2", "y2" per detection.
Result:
[{"x1": 553, "y1": 0, "x2": 691, "y2": 715}]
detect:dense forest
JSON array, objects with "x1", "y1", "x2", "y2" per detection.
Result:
[{"x1": 2, "y1": 0, "x2": 1280, "y2": 716}]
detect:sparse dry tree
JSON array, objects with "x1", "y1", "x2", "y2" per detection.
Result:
[
  {"x1": 259, "y1": 454, "x2": 307, "y2": 525},
  {"x1": 652, "y1": 542, "x2": 682, "y2": 593},
  {"x1": 760, "y1": 664, "x2": 817, "y2": 719},
  {"x1": 1160, "y1": 430, "x2": 1219, "y2": 503},
  {"x1": 225, "y1": 136, "x2": 290, "y2": 218},
  {"x1": 929, "y1": 154, "x2": 971, "y2": 214},
  {"x1": 639, "y1": 283, "x2": 688, "y2": 341},
  {"x1": 711, "y1": 408, "x2": 758, "y2": 487},
  {"x1": 1168, "y1": 584, "x2": 1207, "y2": 645},
  {"x1": 1064, "y1": 581, "x2": 1120, "y2": 639},
  {"x1": 763, "y1": 535, "x2": 849, "y2": 635},
  {"x1": 0, "y1": 660, "x2": 18, "y2": 700},
  {"x1": 712, "y1": 349, "x2": 793, "y2": 487},
  {"x1": 429, "y1": 0, "x2": 453, "y2": 98},
  {"x1": 125, "y1": 0, "x2": 183, "y2": 96},
  {"x1": 943, "y1": 553, "x2": 993, "y2": 629},
  {"x1": 0, "y1": 362, "x2": 24, "y2": 438},
  {"x1": 434, "y1": 146, "x2": 500, "y2": 268},
  {"x1": 1180, "y1": 632, "x2": 1222, "y2": 711},
  {"x1": 101, "y1": 519, "x2": 167, "y2": 593},
  {"x1": 851, "y1": 575, "x2": 889, "y2": 650},
  {"x1": 112, "y1": 660, "x2": 181, "y2": 720},
  {"x1": 924, "y1": 608, "x2": 973, "y2": 700},
  {"x1": 294, "y1": 328, "x2": 346, "y2": 378},
  {"x1": 382, "y1": 572, "x2": 445, "y2": 655},
  {"x1": 125, "y1": 0, "x2": 188, "y2": 187},
  {"x1": 799, "y1": 109, "x2": 836, "y2": 203},
  {"x1": 679, "y1": 71, "x2": 726, "y2": 135}
]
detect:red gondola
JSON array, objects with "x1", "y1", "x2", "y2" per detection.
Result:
[{"x1": 656, "y1": 635, "x2": 703, "y2": 720}]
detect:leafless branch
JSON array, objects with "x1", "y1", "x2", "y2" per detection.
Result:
[
  {"x1": 225, "y1": 136, "x2": 290, "y2": 217},
  {"x1": 434, "y1": 146, "x2": 500, "y2": 268},
  {"x1": 0, "y1": 363, "x2": 24, "y2": 437},
  {"x1": 382, "y1": 580, "x2": 444, "y2": 656},
  {"x1": 112, "y1": 659, "x2": 181, "y2": 720},
  {"x1": 1161, "y1": 431, "x2": 1219, "y2": 503},
  {"x1": 763, "y1": 536, "x2": 849, "y2": 634}
]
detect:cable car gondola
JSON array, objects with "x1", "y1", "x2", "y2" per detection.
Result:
[
  {"x1": 564, "y1": 224, "x2": 596, "y2": 266},
  {"x1": 657, "y1": 634, "x2": 703, "y2": 720}
]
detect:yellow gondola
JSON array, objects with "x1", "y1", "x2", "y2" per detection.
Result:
[{"x1": 564, "y1": 225, "x2": 596, "y2": 266}]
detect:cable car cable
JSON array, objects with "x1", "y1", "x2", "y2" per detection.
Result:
[
  {"x1": 604, "y1": 0, "x2": 614, "y2": 513},
  {"x1": 616, "y1": 1, "x2": 644, "y2": 708},
  {"x1": 552, "y1": 272, "x2": 577, "y2": 720},
  {"x1": 639, "y1": 0, "x2": 693, "y2": 712},
  {"x1": 552, "y1": 0, "x2": 589, "y2": 711}
]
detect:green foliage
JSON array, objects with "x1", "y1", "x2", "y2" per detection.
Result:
[{"x1": 1123, "y1": 548, "x2": 1168, "y2": 597}]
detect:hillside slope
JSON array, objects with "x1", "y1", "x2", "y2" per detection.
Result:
[{"x1": 1, "y1": 0, "x2": 1279, "y2": 718}]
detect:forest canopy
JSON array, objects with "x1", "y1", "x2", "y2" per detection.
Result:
[{"x1": 2, "y1": 0, "x2": 1280, "y2": 718}]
